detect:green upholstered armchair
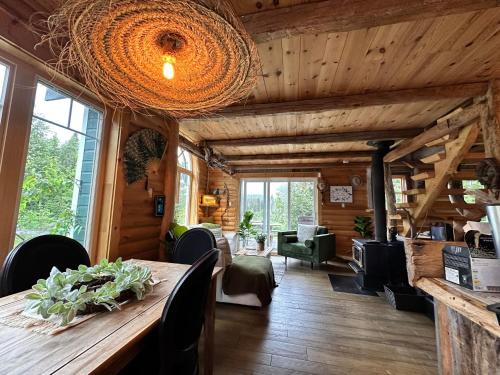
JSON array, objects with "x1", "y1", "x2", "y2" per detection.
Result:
[{"x1": 277, "y1": 226, "x2": 335, "y2": 269}]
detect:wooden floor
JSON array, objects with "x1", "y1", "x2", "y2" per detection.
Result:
[{"x1": 203, "y1": 256, "x2": 438, "y2": 375}]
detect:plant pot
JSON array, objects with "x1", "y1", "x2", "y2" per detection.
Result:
[{"x1": 257, "y1": 242, "x2": 265, "y2": 252}]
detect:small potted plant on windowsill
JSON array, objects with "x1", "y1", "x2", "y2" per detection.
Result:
[{"x1": 255, "y1": 233, "x2": 267, "y2": 252}]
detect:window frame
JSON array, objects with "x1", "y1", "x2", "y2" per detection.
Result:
[
  {"x1": 175, "y1": 147, "x2": 193, "y2": 226},
  {"x1": 15, "y1": 80, "x2": 104, "y2": 248},
  {"x1": 239, "y1": 177, "x2": 318, "y2": 233},
  {"x1": 391, "y1": 175, "x2": 407, "y2": 204}
]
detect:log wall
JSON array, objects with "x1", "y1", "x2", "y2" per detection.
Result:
[
  {"x1": 118, "y1": 122, "x2": 170, "y2": 261},
  {"x1": 318, "y1": 165, "x2": 371, "y2": 258},
  {"x1": 201, "y1": 168, "x2": 240, "y2": 232}
]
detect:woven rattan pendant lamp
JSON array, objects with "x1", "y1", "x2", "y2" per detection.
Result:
[{"x1": 40, "y1": 0, "x2": 259, "y2": 117}]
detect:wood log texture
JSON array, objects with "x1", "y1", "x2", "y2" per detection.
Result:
[
  {"x1": 242, "y1": 0, "x2": 500, "y2": 43},
  {"x1": 200, "y1": 83, "x2": 487, "y2": 118},
  {"x1": 404, "y1": 239, "x2": 465, "y2": 286}
]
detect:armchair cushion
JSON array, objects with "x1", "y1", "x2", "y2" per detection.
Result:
[
  {"x1": 297, "y1": 224, "x2": 317, "y2": 243},
  {"x1": 288, "y1": 243, "x2": 313, "y2": 256}
]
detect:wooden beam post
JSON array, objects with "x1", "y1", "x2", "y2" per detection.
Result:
[
  {"x1": 480, "y1": 80, "x2": 500, "y2": 164},
  {"x1": 0, "y1": 64, "x2": 36, "y2": 265},
  {"x1": 160, "y1": 119, "x2": 180, "y2": 256},
  {"x1": 94, "y1": 109, "x2": 130, "y2": 263}
]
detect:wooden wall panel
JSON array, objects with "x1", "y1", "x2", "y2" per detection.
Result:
[
  {"x1": 195, "y1": 158, "x2": 209, "y2": 221},
  {"x1": 200, "y1": 168, "x2": 240, "y2": 232},
  {"x1": 117, "y1": 123, "x2": 165, "y2": 261},
  {"x1": 318, "y1": 165, "x2": 371, "y2": 258}
]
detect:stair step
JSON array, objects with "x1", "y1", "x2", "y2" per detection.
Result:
[
  {"x1": 441, "y1": 188, "x2": 486, "y2": 195},
  {"x1": 402, "y1": 189, "x2": 426, "y2": 195},
  {"x1": 451, "y1": 170, "x2": 477, "y2": 180},
  {"x1": 425, "y1": 130, "x2": 459, "y2": 147},
  {"x1": 395, "y1": 202, "x2": 418, "y2": 209},
  {"x1": 421, "y1": 152, "x2": 446, "y2": 164},
  {"x1": 411, "y1": 172, "x2": 435, "y2": 181},
  {"x1": 463, "y1": 152, "x2": 486, "y2": 162},
  {"x1": 433, "y1": 202, "x2": 482, "y2": 209},
  {"x1": 388, "y1": 214, "x2": 402, "y2": 220}
]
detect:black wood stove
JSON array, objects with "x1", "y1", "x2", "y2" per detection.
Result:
[
  {"x1": 348, "y1": 141, "x2": 408, "y2": 291},
  {"x1": 350, "y1": 239, "x2": 407, "y2": 290}
]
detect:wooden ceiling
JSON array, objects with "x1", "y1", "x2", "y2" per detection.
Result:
[
  {"x1": 181, "y1": 2, "x2": 500, "y2": 170},
  {"x1": 2, "y1": 0, "x2": 499, "y2": 171}
]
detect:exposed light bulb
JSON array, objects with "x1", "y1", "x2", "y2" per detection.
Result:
[{"x1": 162, "y1": 55, "x2": 176, "y2": 80}]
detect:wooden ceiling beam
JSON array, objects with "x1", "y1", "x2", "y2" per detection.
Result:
[
  {"x1": 233, "y1": 162, "x2": 370, "y2": 172},
  {"x1": 190, "y1": 83, "x2": 487, "y2": 118},
  {"x1": 179, "y1": 136, "x2": 234, "y2": 175},
  {"x1": 242, "y1": 0, "x2": 500, "y2": 43},
  {"x1": 205, "y1": 128, "x2": 422, "y2": 147},
  {"x1": 225, "y1": 151, "x2": 373, "y2": 162},
  {"x1": 384, "y1": 104, "x2": 484, "y2": 163}
]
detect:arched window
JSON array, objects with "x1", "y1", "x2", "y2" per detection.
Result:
[{"x1": 174, "y1": 147, "x2": 193, "y2": 225}]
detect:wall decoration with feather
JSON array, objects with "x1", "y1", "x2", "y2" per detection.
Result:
[{"x1": 123, "y1": 129, "x2": 168, "y2": 185}]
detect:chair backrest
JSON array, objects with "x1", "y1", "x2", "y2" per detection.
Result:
[
  {"x1": 158, "y1": 249, "x2": 219, "y2": 375},
  {"x1": 317, "y1": 226, "x2": 328, "y2": 235},
  {"x1": 0, "y1": 235, "x2": 90, "y2": 297},
  {"x1": 172, "y1": 228, "x2": 216, "y2": 265}
]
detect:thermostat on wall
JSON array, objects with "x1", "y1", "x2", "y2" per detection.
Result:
[{"x1": 154, "y1": 195, "x2": 165, "y2": 217}]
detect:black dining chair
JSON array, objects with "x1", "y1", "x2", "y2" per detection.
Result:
[
  {"x1": 0, "y1": 235, "x2": 91, "y2": 297},
  {"x1": 122, "y1": 249, "x2": 219, "y2": 375},
  {"x1": 171, "y1": 227, "x2": 216, "y2": 265}
]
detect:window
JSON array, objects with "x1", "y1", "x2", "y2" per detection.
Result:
[
  {"x1": 392, "y1": 176, "x2": 407, "y2": 204},
  {"x1": 15, "y1": 82, "x2": 102, "y2": 247},
  {"x1": 174, "y1": 147, "x2": 192, "y2": 225},
  {"x1": 240, "y1": 178, "x2": 317, "y2": 247},
  {"x1": 462, "y1": 180, "x2": 484, "y2": 204},
  {"x1": 0, "y1": 62, "x2": 9, "y2": 122}
]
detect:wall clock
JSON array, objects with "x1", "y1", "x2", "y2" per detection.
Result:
[{"x1": 351, "y1": 175, "x2": 362, "y2": 187}]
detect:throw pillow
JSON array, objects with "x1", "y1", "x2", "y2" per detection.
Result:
[{"x1": 297, "y1": 224, "x2": 317, "y2": 243}]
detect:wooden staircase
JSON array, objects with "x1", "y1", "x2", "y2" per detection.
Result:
[{"x1": 396, "y1": 123, "x2": 482, "y2": 236}]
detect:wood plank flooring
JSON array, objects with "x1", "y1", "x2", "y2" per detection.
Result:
[{"x1": 203, "y1": 256, "x2": 437, "y2": 375}]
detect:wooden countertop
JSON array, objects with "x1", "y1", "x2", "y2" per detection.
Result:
[{"x1": 416, "y1": 277, "x2": 500, "y2": 337}]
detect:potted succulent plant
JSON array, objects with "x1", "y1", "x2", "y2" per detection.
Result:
[{"x1": 255, "y1": 233, "x2": 267, "y2": 252}]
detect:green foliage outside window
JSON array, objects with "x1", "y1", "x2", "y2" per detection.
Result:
[{"x1": 16, "y1": 120, "x2": 81, "y2": 244}]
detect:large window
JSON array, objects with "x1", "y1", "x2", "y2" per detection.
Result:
[
  {"x1": 240, "y1": 179, "x2": 316, "y2": 247},
  {"x1": 0, "y1": 62, "x2": 9, "y2": 122},
  {"x1": 15, "y1": 82, "x2": 102, "y2": 247},
  {"x1": 174, "y1": 147, "x2": 192, "y2": 225}
]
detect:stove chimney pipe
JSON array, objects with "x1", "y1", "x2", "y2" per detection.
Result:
[{"x1": 368, "y1": 141, "x2": 393, "y2": 243}]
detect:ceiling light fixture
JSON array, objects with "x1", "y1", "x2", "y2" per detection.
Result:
[{"x1": 38, "y1": 0, "x2": 259, "y2": 117}]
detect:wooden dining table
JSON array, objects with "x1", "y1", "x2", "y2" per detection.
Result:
[{"x1": 0, "y1": 259, "x2": 223, "y2": 375}]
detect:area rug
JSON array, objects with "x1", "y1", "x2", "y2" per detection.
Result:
[
  {"x1": 328, "y1": 274, "x2": 378, "y2": 296},
  {"x1": 271, "y1": 256, "x2": 286, "y2": 285}
]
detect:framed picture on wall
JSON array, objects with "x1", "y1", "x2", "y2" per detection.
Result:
[{"x1": 330, "y1": 186, "x2": 353, "y2": 203}]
